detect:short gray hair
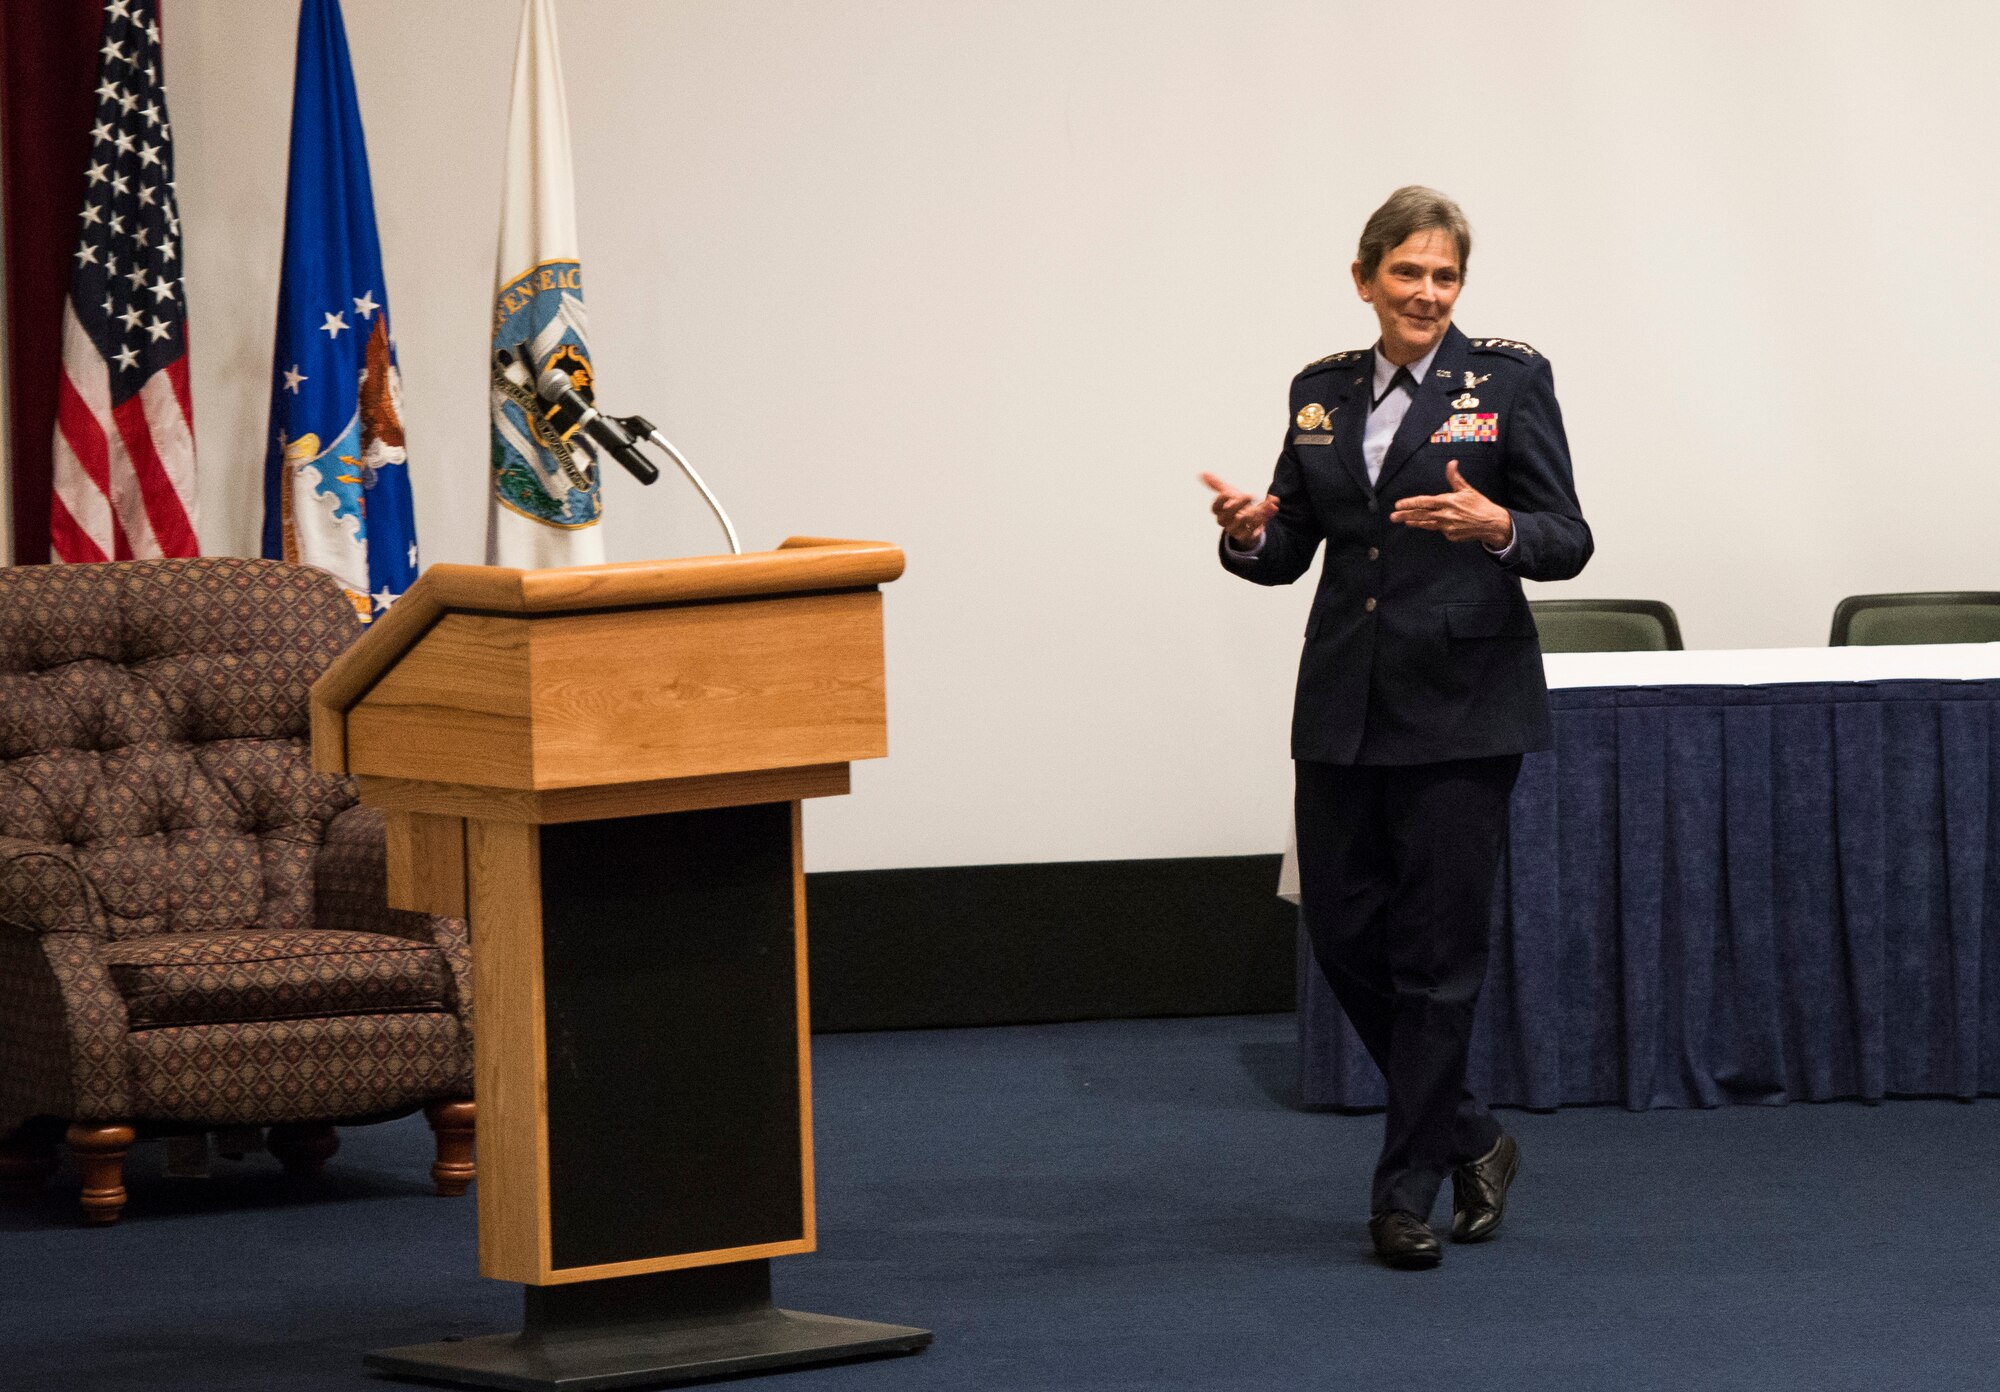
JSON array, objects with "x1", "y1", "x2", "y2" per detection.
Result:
[{"x1": 1356, "y1": 186, "x2": 1471, "y2": 281}]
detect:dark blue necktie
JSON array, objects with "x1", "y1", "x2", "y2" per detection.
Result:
[{"x1": 1373, "y1": 365, "x2": 1416, "y2": 410}]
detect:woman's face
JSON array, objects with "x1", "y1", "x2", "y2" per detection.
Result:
[{"x1": 1351, "y1": 227, "x2": 1463, "y2": 364}]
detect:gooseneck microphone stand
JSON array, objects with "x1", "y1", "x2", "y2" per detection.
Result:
[{"x1": 621, "y1": 414, "x2": 742, "y2": 556}]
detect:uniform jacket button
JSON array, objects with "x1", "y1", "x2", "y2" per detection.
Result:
[
  {"x1": 1367, "y1": 546, "x2": 1380, "y2": 561},
  {"x1": 1364, "y1": 597, "x2": 1377, "y2": 613}
]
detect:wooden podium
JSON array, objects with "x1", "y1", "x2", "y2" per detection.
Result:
[{"x1": 310, "y1": 538, "x2": 929, "y2": 1390}]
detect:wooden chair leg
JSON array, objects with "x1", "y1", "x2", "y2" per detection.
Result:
[
  {"x1": 425, "y1": 1099, "x2": 475, "y2": 1197},
  {"x1": 0, "y1": 1128, "x2": 61, "y2": 1195},
  {"x1": 66, "y1": 1123, "x2": 136, "y2": 1226},
  {"x1": 267, "y1": 1122, "x2": 340, "y2": 1178}
]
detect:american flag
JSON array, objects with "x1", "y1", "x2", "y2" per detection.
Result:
[{"x1": 51, "y1": 0, "x2": 198, "y2": 563}]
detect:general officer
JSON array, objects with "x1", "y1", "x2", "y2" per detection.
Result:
[{"x1": 1201, "y1": 186, "x2": 1591, "y2": 1269}]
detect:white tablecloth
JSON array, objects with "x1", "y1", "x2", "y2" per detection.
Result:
[{"x1": 1275, "y1": 642, "x2": 2000, "y2": 903}]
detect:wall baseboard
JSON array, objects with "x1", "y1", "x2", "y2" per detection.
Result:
[{"x1": 804, "y1": 854, "x2": 1295, "y2": 1033}]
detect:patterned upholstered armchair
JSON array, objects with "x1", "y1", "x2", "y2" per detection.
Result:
[{"x1": 0, "y1": 558, "x2": 474, "y2": 1224}]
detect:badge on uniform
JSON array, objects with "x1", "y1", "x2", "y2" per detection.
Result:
[
  {"x1": 1430, "y1": 412, "x2": 1497, "y2": 444},
  {"x1": 1296, "y1": 402, "x2": 1336, "y2": 430}
]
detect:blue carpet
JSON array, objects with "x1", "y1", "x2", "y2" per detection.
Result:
[{"x1": 2, "y1": 1015, "x2": 1996, "y2": 1391}]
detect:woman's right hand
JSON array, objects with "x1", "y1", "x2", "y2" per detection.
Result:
[{"x1": 1201, "y1": 473, "x2": 1279, "y2": 549}]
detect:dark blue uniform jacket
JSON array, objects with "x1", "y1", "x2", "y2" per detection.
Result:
[{"x1": 1223, "y1": 323, "x2": 1592, "y2": 765}]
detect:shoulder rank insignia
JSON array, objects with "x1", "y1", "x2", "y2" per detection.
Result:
[
  {"x1": 1301, "y1": 348, "x2": 1364, "y2": 374},
  {"x1": 1467, "y1": 337, "x2": 1541, "y2": 359}
]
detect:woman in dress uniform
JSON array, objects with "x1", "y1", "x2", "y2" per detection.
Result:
[{"x1": 1202, "y1": 186, "x2": 1592, "y2": 1268}]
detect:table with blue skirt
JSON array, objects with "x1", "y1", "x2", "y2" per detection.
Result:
[{"x1": 1288, "y1": 643, "x2": 2000, "y2": 1110}]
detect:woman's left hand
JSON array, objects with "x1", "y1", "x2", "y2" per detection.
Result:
[{"x1": 1389, "y1": 461, "x2": 1514, "y2": 548}]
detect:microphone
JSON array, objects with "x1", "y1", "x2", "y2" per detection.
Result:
[
  {"x1": 496, "y1": 348, "x2": 739, "y2": 552},
  {"x1": 532, "y1": 366, "x2": 660, "y2": 485}
]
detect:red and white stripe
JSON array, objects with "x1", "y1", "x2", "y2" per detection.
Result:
[{"x1": 50, "y1": 303, "x2": 198, "y2": 563}]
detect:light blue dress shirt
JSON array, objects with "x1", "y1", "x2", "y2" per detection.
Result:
[{"x1": 1362, "y1": 338, "x2": 1443, "y2": 485}]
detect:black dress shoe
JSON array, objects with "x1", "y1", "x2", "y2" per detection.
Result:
[
  {"x1": 1451, "y1": 1132, "x2": 1520, "y2": 1243},
  {"x1": 1368, "y1": 1210, "x2": 1442, "y2": 1269}
]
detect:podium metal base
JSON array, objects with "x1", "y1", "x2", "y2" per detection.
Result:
[{"x1": 366, "y1": 1262, "x2": 930, "y2": 1391}]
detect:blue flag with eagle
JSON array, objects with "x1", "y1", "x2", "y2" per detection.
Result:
[{"x1": 261, "y1": 0, "x2": 417, "y2": 621}]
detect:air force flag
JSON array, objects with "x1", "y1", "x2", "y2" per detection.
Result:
[
  {"x1": 487, "y1": 0, "x2": 604, "y2": 568},
  {"x1": 261, "y1": 0, "x2": 418, "y2": 621}
]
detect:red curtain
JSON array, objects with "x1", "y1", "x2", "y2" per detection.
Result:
[{"x1": 1, "y1": 0, "x2": 108, "y2": 565}]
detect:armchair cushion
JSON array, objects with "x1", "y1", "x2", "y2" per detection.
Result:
[{"x1": 105, "y1": 929, "x2": 453, "y2": 1029}]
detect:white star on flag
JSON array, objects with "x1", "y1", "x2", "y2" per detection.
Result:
[
  {"x1": 372, "y1": 587, "x2": 398, "y2": 613},
  {"x1": 144, "y1": 317, "x2": 171, "y2": 342},
  {"x1": 86, "y1": 161, "x2": 108, "y2": 186},
  {"x1": 407, "y1": 541, "x2": 419, "y2": 567},
  {"x1": 353, "y1": 290, "x2": 379, "y2": 319},
  {"x1": 150, "y1": 279, "x2": 175, "y2": 302},
  {"x1": 80, "y1": 205, "x2": 103, "y2": 226},
  {"x1": 321, "y1": 311, "x2": 348, "y2": 337},
  {"x1": 114, "y1": 345, "x2": 140, "y2": 370},
  {"x1": 118, "y1": 306, "x2": 143, "y2": 331},
  {"x1": 282, "y1": 366, "x2": 307, "y2": 394},
  {"x1": 74, "y1": 244, "x2": 99, "y2": 266}
]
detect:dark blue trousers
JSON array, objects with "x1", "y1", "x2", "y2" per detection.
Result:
[{"x1": 1294, "y1": 754, "x2": 1520, "y2": 1218}]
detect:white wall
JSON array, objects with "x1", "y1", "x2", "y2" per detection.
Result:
[{"x1": 163, "y1": 0, "x2": 2000, "y2": 871}]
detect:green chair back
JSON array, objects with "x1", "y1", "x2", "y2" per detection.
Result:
[
  {"x1": 1830, "y1": 593, "x2": 2000, "y2": 646},
  {"x1": 1530, "y1": 599, "x2": 1684, "y2": 653}
]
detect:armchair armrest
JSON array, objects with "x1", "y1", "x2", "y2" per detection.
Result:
[
  {"x1": 316, "y1": 805, "x2": 474, "y2": 1028},
  {"x1": 0, "y1": 835, "x2": 109, "y2": 938},
  {"x1": 0, "y1": 837, "x2": 130, "y2": 1130}
]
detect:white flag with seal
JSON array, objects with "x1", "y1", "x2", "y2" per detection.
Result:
[{"x1": 486, "y1": 0, "x2": 604, "y2": 567}]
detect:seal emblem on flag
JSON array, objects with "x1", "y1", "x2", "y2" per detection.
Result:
[{"x1": 490, "y1": 257, "x2": 601, "y2": 530}]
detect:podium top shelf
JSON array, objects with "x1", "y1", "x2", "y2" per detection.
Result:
[{"x1": 312, "y1": 537, "x2": 903, "y2": 726}]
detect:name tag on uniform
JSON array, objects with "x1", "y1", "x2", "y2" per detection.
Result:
[
  {"x1": 1430, "y1": 412, "x2": 1497, "y2": 444},
  {"x1": 1293, "y1": 433, "x2": 1334, "y2": 444}
]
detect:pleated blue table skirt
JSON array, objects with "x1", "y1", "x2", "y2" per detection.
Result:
[{"x1": 1298, "y1": 680, "x2": 2000, "y2": 1110}]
